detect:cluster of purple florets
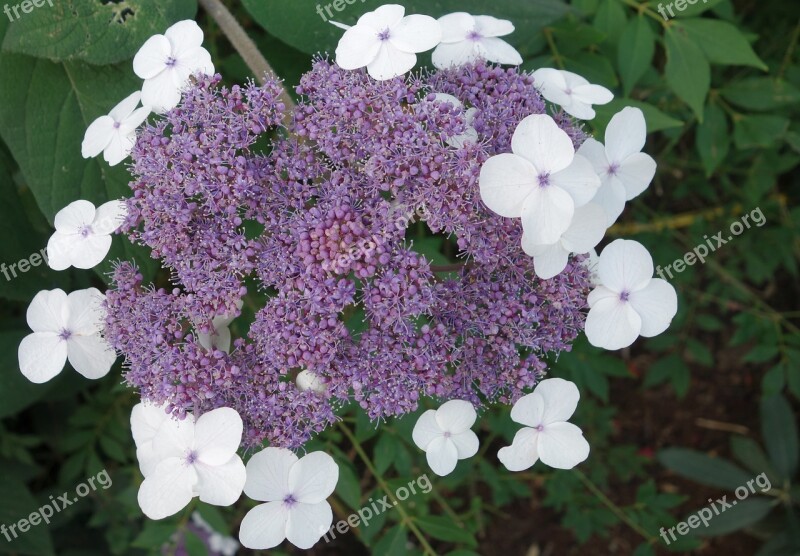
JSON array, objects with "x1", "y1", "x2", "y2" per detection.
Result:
[{"x1": 105, "y1": 60, "x2": 593, "y2": 449}]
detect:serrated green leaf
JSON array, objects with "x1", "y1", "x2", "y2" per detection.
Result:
[
  {"x1": 2, "y1": 0, "x2": 197, "y2": 65},
  {"x1": 721, "y1": 78, "x2": 800, "y2": 111},
  {"x1": 677, "y1": 19, "x2": 767, "y2": 70},
  {"x1": 664, "y1": 27, "x2": 710, "y2": 121}
]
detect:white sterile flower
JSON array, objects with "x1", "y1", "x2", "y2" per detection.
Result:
[
  {"x1": 432, "y1": 93, "x2": 478, "y2": 148},
  {"x1": 432, "y1": 12, "x2": 522, "y2": 69},
  {"x1": 531, "y1": 68, "x2": 613, "y2": 120},
  {"x1": 137, "y1": 407, "x2": 246, "y2": 520},
  {"x1": 296, "y1": 370, "x2": 326, "y2": 394},
  {"x1": 586, "y1": 239, "x2": 678, "y2": 350},
  {"x1": 521, "y1": 203, "x2": 607, "y2": 280},
  {"x1": 131, "y1": 400, "x2": 171, "y2": 477},
  {"x1": 133, "y1": 20, "x2": 214, "y2": 113},
  {"x1": 196, "y1": 300, "x2": 243, "y2": 353},
  {"x1": 578, "y1": 107, "x2": 657, "y2": 226},
  {"x1": 46, "y1": 200, "x2": 127, "y2": 271},
  {"x1": 479, "y1": 114, "x2": 601, "y2": 245},
  {"x1": 18, "y1": 288, "x2": 117, "y2": 384},
  {"x1": 333, "y1": 4, "x2": 441, "y2": 81},
  {"x1": 412, "y1": 399, "x2": 479, "y2": 476},
  {"x1": 81, "y1": 91, "x2": 150, "y2": 166},
  {"x1": 239, "y1": 448, "x2": 339, "y2": 550},
  {"x1": 192, "y1": 512, "x2": 240, "y2": 556},
  {"x1": 498, "y1": 378, "x2": 589, "y2": 471}
]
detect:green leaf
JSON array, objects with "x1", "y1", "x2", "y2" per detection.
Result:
[
  {"x1": 564, "y1": 51, "x2": 618, "y2": 88},
  {"x1": 664, "y1": 27, "x2": 710, "y2": 121},
  {"x1": 618, "y1": 16, "x2": 655, "y2": 96},
  {"x1": 415, "y1": 515, "x2": 477, "y2": 546},
  {"x1": 184, "y1": 530, "x2": 208, "y2": 556},
  {"x1": 658, "y1": 448, "x2": 756, "y2": 490},
  {"x1": 673, "y1": 0, "x2": 727, "y2": 18},
  {"x1": 593, "y1": 0, "x2": 627, "y2": 41},
  {"x1": 676, "y1": 19, "x2": 767, "y2": 70},
  {"x1": 730, "y1": 436, "x2": 781, "y2": 485},
  {"x1": 242, "y1": 0, "x2": 569, "y2": 57},
  {"x1": 373, "y1": 524, "x2": 408, "y2": 556},
  {"x1": 733, "y1": 115, "x2": 790, "y2": 149},
  {"x1": 592, "y1": 98, "x2": 684, "y2": 134},
  {"x1": 0, "y1": 473, "x2": 54, "y2": 555},
  {"x1": 721, "y1": 78, "x2": 800, "y2": 111},
  {"x1": 760, "y1": 394, "x2": 799, "y2": 480},
  {"x1": 335, "y1": 459, "x2": 362, "y2": 510},
  {"x1": 692, "y1": 498, "x2": 775, "y2": 536},
  {"x1": 0, "y1": 54, "x2": 157, "y2": 281},
  {"x1": 195, "y1": 503, "x2": 230, "y2": 535},
  {"x1": 132, "y1": 522, "x2": 179, "y2": 549},
  {"x1": 2, "y1": 0, "x2": 197, "y2": 65},
  {"x1": 643, "y1": 354, "x2": 691, "y2": 397},
  {"x1": 373, "y1": 432, "x2": 398, "y2": 475},
  {"x1": 696, "y1": 103, "x2": 729, "y2": 177}
]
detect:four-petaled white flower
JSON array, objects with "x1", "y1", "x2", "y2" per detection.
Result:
[
  {"x1": 432, "y1": 12, "x2": 522, "y2": 69},
  {"x1": 532, "y1": 68, "x2": 613, "y2": 120},
  {"x1": 131, "y1": 400, "x2": 171, "y2": 477},
  {"x1": 296, "y1": 369, "x2": 327, "y2": 394},
  {"x1": 333, "y1": 4, "x2": 441, "y2": 81},
  {"x1": 432, "y1": 93, "x2": 478, "y2": 148},
  {"x1": 196, "y1": 300, "x2": 243, "y2": 353},
  {"x1": 586, "y1": 239, "x2": 678, "y2": 350},
  {"x1": 521, "y1": 203, "x2": 607, "y2": 280},
  {"x1": 498, "y1": 378, "x2": 590, "y2": 471},
  {"x1": 578, "y1": 107, "x2": 657, "y2": 226},
  {"x1": 81, "y1": 91, "x2": 150, "y2": 166},
  {"x1": 239, "y1": 448, "x2": 339, "y2": 550},
  {"x1": 133, "y1": 20, "x2": 214, "y2": 113},
  {"x1": 46, "y1": 200, "x2": 127, "y2": 271},
  {"x1": 137, "y1": 407, "x2": 246, "y2": 520},
  {"x1": 479, "y1": 114, "x2": 601, "y2": 245},
  {"x1": 18, "y1": 288, "x2": 117, "y2": 384},
  {"x1": 412, "y1": 400, "x2": 479, "y2": 476}
]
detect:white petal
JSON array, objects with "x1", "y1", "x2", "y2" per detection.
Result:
[
  {"x1": 587, "y1": 284, "x2": 618, "y2": 308},
  {"x1": 194, "y1": 407, "x2": 243, "y2": 466},
  {"x1": 597, "y1": 239, "x2": 654, "y2": 293},
  {"x1": 119, "y1": 106, "x2": 150, "y2": 134},
  {"x1": 511, "y1": 114, "x2": 575, "y2": 174},
  {"x1": 165, "y1": 20, "x2": 205, "y2": 57},
  {"x1": 103, "y1": 130, "x2": 136, "y2": 166},
  {"x1": 133, "y1": 34, "x2": 170, "y2": 80},
  {"x1": 137, "y1": 443, "x2": 163, "y2": 478},
  {"x1": 329, "y1": 20, "x2": 350, "y2": 31},
  {"x1": 138, "y1": 457, "x2": 197, "y2": 520},
  {"x1": 531, "y1": 68, "x2": 572, "y2": 107},
  {"x1": 366, "y1": 44, "x2": 416, "y2": 80},
  {"x1": 18, "y1": 333, "x2": 67, "y2": 383},
  {"x1": 497, "y1": 427, "x2": 539, "y2": 471},
  {"x1": 591, "y1": 178, "x2": 627, "y2": 226},
  {"x1": 560, "y1": 203, "x2": 607, "y2": 254},
  {"x1": 81, "y1": 116, "x2": 115, "y2": 158},
  {"x1": 425, "y1": 436, "x2": 459, "y2": 476},
  {"x1": 537, "y1": 422, "x2": 590, "y2": 469},
  {"x1": 335, "y1": 26, "x2": 382, "y2": 70},
  {"x1": 92, "y1": 200, "x2": 128, "y2": 235},
  {"x1": 66, "y1": 288, "x2": 105, "y2": 335},
  {"x1": 447, "y1": 127, "x2": 478, "y2": 148},
  {"x1": 561, "y1": 70, "x2": 590, "y2": 90},
  {"x1": 174, "y1": 46, "x2": 215, "y2": 83},
  {"x1": 131, "y1": 401, "x2": 170, "y2": 448},
  {"x1": 244, "y1": 447, "x2": 298, "y2": 502},
  {"x1": 549, "y1": 154, "x2": 601, "y2": 207},
  {"x1": 531, "y1": 243, "x2": 570, "y2": 279},
  {"x1": 585, "y1": 296, "x2": 642, "y2": 350},
  {"x1": 628, "y1": 278, "x2": 678, "y2": 338},
  {"x1": 195, "y1": 456, "x2": 246, "y2": 506},
  {"x1": 535, "y1": 378, "x2": 580, "y2": 425},
  {"x1": 239, "y1": 502, "x2": 289, "y2": 550},
  {"x1": 480, "y1": 37, "x2": 522, "y2": 65},
  {"x1": 437, "y1": 12, "x2": 474, "y2": 43},
  {"x1": 474, "y1": 15, "x2": 515, "y2": 37},
  {"x1": 296, "y1": 369, "x2": 326, "y2": 393},
  {"x1": 450, "y1": 430, "x2": 479, "y2": 460},
  {"x1": 66, "y1": 235, "x2": 113, "y2": 268},
  {"x1": 108, "y1": 91, "x2": 141, "y2": 122},
  {"x1": 46, "y1": 232, "x2": 74, "y2": 271},
  {"x1": 66, "y1": 334, "x2": 116, "y2": 379},
  {"x1": 571, "y1": 83, "x2": 614, "y2": 107},
  {"x1": 577, "y1": 137, "x2": 609, "y2": 172},
  {"x1": 141, "y1": 70, "x2": 183, "y2": 114},
  {"x1": 286, "y1": 502, "x2": 333, "y2": 550},
  {"x1": 357, "y1": 4, "x2": 405, "y2": 31},
  {"x1": 605, "y1": 107, "x2": 646, "y2": 162},
  {"x1": 288, "y1": 452, "x2": 339, "y2": 504},
  {"x1": 434, "y1": 399, "x2": 476, "y2": 434},
  {"x1": 479, "y1": 153, "x2": 536, "y2": 218},
  {"x1": 26, "y1": 289, "x2": 67, "y2": 332},
  {"x1": 389, "y1": 14, "x2": 441, "y2": 53},
  {"x1": 510, "y1": 392, "x2": 545, "y2": 427},
  {"x1": 152, "y1": 414, "x2": 195, "y2": 459},
  {"x1": 54, "y1": 200, "x2": 95, "y2": 234},
  {"x1": 431, "y1": 41, "x2": 479, "y2": 69},
  {"x1": 412, "y1": 409, "x2": 443, "y2": 451},
  {"x1": 520, "y1": 185, "x2": 575, "y2": 245},
  {"x1": 617, "y1": 152, "x2": 656, "y2": 200}
]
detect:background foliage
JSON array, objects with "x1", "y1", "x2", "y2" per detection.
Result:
[{"x1": 0, "y1": 0, "x2": 798, "y2": 554}]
